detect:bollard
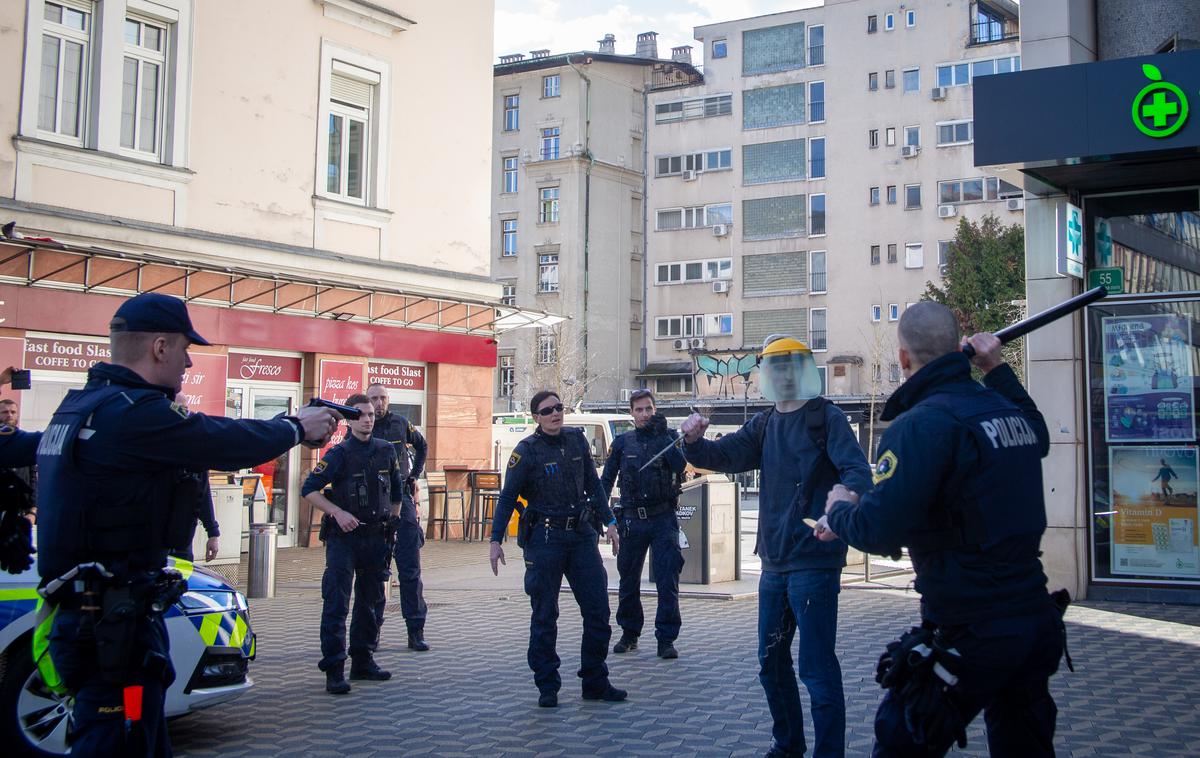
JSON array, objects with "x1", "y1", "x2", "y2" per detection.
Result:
[{"x1": 247, "y1": 523, "x2": 278, "y2": 599}]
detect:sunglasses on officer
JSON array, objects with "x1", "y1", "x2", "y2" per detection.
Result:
[{"x1": 535, "y1": 403, "x2": 565, "y2": 417}]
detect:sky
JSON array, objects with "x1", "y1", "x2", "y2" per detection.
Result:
[{"x1": 494, "y1": 0, "x2": 822, "y2": 64}]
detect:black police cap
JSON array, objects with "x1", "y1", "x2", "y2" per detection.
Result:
[{"x1": 109, "y1": 293, "x2": 211, "y2": 346}]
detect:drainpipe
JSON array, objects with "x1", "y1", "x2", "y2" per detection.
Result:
[
  {"x1": 640, "y1": 88, "x2": 650, "y2": 383},
  {"x1": 566, "y1": 55, "x2": 593, "y2": 389}
]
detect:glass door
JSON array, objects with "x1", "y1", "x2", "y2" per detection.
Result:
[{"x1": 225, "y1": 383, "x2": 302, "y2": 547}]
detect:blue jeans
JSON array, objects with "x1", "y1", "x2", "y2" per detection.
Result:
[
  {"x1": 320, "y1": 528, "x2": 389, "y2": 670},
  {"x1": 522, "y1": 522, "x2": 612, "y2": 696},
  {"x1": 616, "y1": 511, "x2": 683, "y2": 643},
  {"x1": 758, "y1": 568, "x2": 845, "y2": 758},
  {"x1": 873, "y1": 604, "x2": 1062, "y2": 757}
]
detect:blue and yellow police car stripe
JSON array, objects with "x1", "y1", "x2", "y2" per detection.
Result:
[{"x1": 189, "y1": 610, "x2": 254, "y2": 657}]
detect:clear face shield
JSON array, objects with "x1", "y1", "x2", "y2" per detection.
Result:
[{"x1": 760, "y1": 351, "x2": 822, "y2": 403}]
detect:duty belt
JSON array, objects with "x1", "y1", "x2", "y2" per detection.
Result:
[
  {"x1": 535, "y1": 511, "x2": 590, "y2": 531},
  {"x1": 624, "y1": 502, "x2": 674, "y2": 520}
]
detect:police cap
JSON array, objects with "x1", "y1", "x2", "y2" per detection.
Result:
[{"x1": 110, "y1": 293, "x2": 211, "y2": 346}]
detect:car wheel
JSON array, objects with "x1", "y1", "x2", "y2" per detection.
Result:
[{"x1": 0, "y1": 636, "x2": 73, "y2": 757}]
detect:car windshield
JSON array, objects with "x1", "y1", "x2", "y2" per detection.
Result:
[{"x1": 610, "y1": 420, "x2": 635, "y2": 438}]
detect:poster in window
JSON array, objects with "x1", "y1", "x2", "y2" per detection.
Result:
[
  {"x1": 1109, "y1": 446, "x2": 1199, "y2": 577},
  {"x1": 1102, "y1": 315, "x2": 1195, "y2": 443}
]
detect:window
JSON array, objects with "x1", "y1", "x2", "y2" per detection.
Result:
[
  {"x1": 887, "y1": 185, "x2": 897, "y2": 204},
  {"x1": 889, "y1": 363, "x2": 901, "y2": 382},
  {"x1": 655, "y1": 94, "x2": 732, "y2": 123},
  {"x1": 809, "y1": 194, "x2": 826, "y2": 236},
  {"x1": 809, "y1": 137, "x2": 825, "y2": 179},
  {"x1": 743, "y1": 22, "x2": 807, "y2": 75},
  {"x1": 885, "y1": 14, "x2": 895, "y2": 31},
  {"x1": 885, "y1": 69, "x2": 895, "y2": 89},
  {"x1": 499, "y1": 356, "x2": 515, "y2": 396},
  {"x1": 888, "y1": 303, "x2": 899, "y2": 321},
  {"x1": 808, "y1": 81, "x2": 825, "y2": 123},
  {"x1": 904, "y1": 125, "x2": 920, "y2": 148},
  {"x1": 938, "y1": 240, "x2": 951, "y2": 266},
  {"x1": 743, "y1": 195, "x2": 807, "y2": 240},
  {"x1": 656, "y1": 204, "x2": 731, "y2": 230},
  {"x1": 38, "y1": 1, "x2": 92, "y2": 141},
  {"x1": 501, "y1": 219, "x2": 518, "y2": 257},
  {"x1": 870, "y1": 187, "x2": 880, "y2": 206},
  {"x1": 936, "y1": 62, "x2": 971, "y2": 88},
  {"x1": 905, "y1": 243, "x2": 924, "y2": 268},
  {"x1": 743, "y1": 252, "x2": 807, "y2": 296},
  {"x1": 543, "y1": 74, "x2": 560, "y2": 98},
  {"x1": 658, "y1": 148, "x2": 731, "y2": 176},
  {"x1": 704, "y1": 149, "x2": 733, "y2": 170},
  {"x1": 705, "y1": 259, "x2": 733, "y2": 281},
  {"x1": 538, "y1": 253, "x2": 559, "y2": 292},
  {"x1": 868, "y1": 72, "x2": 878, "y2": 91},
  {"x1": 713, "y1": 39, "x2": 727, "y2": 58},
  {"x1": 121, "y1": 16, "x2": 166, "y2": 154},
  {"x1": 936, "y1": 120, "x2": 973, "y2": 145},
  {"x1": 885, "y1": 127, "x2": 896, "y2": 146},
  {"x1": 656, "y1": 317, "x2": 681, "y2": 338},
  {"x1": 906, "y1": 10, "x2": 916, "y2": 27},
  {"x1": 656, "y1": 376, "x2": 693, "y2": 394},
  {"x1": 502, "y1": 156, "x2": 518, "y2": 193},
  {"x1": 500, "y1": 284, "x2": 516, "y2": 306},
  {"x1": 808, "y1": 25, "x2": 824, "y2": 66},
  {"x1": 902, "y1": 68, "x2": 919, "y2": 93},
  {"x1": 871, "y1": 304, "x2": 882, "y2": 322},
  {"x1": 706, "y1": 313, "x2": 734, "y2": 335},
  {"x1": 743, "y1": 83, "x2": 806, "y2": 129},
  {"x1": 540, "y1": 127, "x2": 560, "y2": 160},
  {"x1": 537, "y1": 331, "x2": 557, "y2": 363},
  {"x1": 809, "y1": 251, "x2": 827, "y2": 293},
  {"x1": 503, "y1": 94, "x2": 519, "y2": 131},
  {"x1": 904, "y1": 184, "x2": 921, "y2": 209},
  {"x1": 887, "y1": 243, "x2": 898, "y2": 263},
  {"x1": 539, "y1": 187, "x2": 559, "y2": 223},
  {"x1": 810, "y1": 308, "x2": 828, "y2": 350},
  {"x1": 938, "y1": 175, "x2": 1023, "y2": 204},
  {"x1": 869, "y1": 129, "x2": 879, "y2": 148},
  {"x1": 867, "y1": 15, "x2": 877, "y2": 34},
  {"x1": 743, "y1": 139, "x2": 806, "y2": 184},
  {"x1": 657, "y1": 314, "x2": 731, "y2": 338},
  {"x1": 870, "y1": 244, "x2": 881, "y2": 265},
  {"x1": 325, "y1": 64, "x2": 377, "y2": 203},
  {"x1": 937, "y1": 56, "x2": 1020, "y2": 88}
]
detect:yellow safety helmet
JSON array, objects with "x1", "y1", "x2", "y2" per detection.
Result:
[{"x1": 760, "y1": 334, "x2": 812, "y2": 359}]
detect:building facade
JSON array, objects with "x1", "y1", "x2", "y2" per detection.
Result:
[
  {"x1": 641, "y1": 0, "x2": 1022, "y2": 426},
  {"x1": 0, "y1": 0, "x2": 500, "y2": 547},
  {"x1": 975, "y1": 0, "x2": 1200, "y2": 602},
  {"x1": 491, "y1": 35, "x2": 701, "y2": 413}
]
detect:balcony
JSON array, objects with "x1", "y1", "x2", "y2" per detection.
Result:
[{"x1": 970, "y1": 18, "x2": 1018, "y2": 45}]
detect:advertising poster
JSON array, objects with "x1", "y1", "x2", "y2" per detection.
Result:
[
  {"x1": 1109, "y1": 446, "x2": 1199, "y2": 578},
  {"x1": 318, "y1": 359, "x2": 365, "y2": 453},
  {"x1": 1102, "y1": 315, "x2": 1195, "y2": 442},
  {"x1": 180, "y1": 352, "x2": 228, "y2": 417}
]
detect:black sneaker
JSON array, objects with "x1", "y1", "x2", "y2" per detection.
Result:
[
  {"x1": 657, "y1": 642, "x2": 679, "y2": 659},
  {"x1": 325, "y1": 665, "x2": 351, "y2": 695},
  {"x1": 408, "y1": 631, "x2": 430, "y2": 651},
  {"x1": 349, "y1": 659, "x2": 392, "y2": 681},
  {"x1": 582, "y1": 684, "x2": 628, "y2": 702},
  {"x1": 612, "y1": 633, "x2": 638, "y2": 653},
  {"x1": 538, "y1": 691, "x2": 558, "y2": 708}
]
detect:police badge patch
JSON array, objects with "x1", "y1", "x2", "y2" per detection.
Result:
[
  {"x1": 169, "y1": 402, "x2": 189, "y2": 419},
  {"x1": 313, "y1": 460, "x2": 328, "y2": 475},
  {"x1": 507, "y1": 451, "x2": 522, "y2": 469},
  {"x1": 873, "y1": 450, "x2": 898, "y2": 485}
]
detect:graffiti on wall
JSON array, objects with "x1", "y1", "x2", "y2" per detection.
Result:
[{"x1": 694, "y1": 353, "x2": 759, "y2": 398}]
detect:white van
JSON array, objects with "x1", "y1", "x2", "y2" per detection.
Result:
[{"x1": 491, "y1": 412, "x2": 636, "y2": 481}]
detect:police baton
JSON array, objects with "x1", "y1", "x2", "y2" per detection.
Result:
[
  {"x1": 637, "y1": 435, "x2": 685, "y2": 473},
  {"x1": 961, "y1": 285, "x2": 1108, "y2": 358}
]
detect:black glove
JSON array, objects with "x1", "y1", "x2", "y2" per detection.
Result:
[
  {"x1": 649, "y1": 412, "x2": 669, "y2": 436},
  {"x1": 0, "y1": 509, "x2": 35, "y2": 574}
]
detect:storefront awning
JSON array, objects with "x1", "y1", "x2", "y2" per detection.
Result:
[
  {"x1": 636, "y1": 361, "x2": 693, "y2": 377},
  {"x1": 0, "y1": 234, "x2": 561, "y2": 336}
]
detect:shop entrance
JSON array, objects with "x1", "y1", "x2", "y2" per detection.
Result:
[{"x1": 226, "y1": 383, "x2": 302, "y2": 547}]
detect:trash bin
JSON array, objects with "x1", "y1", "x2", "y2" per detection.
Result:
[
  {"x1": 247, "y1": 523, "x2": 278, "y2": 599},
  {"x1": 652, "y1": 474, "x2": 740, "y2": 585}
]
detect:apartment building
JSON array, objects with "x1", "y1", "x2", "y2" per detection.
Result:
[
  {"x1": 491, "y1": 34, "x2": 701, "y2": 412},
  {"x1": 643, "y1": 0, "x2": 1021, "y2": 424},
  {"x1": 0, "y1": 0, "x2": 500, "y2": 546}
]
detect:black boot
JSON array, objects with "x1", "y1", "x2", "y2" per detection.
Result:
[
  {"x1": 538, "y1": 691, "x2": 558, "y2": 708},
  {"x1": 612, "y1": 633, "x2": 638, "y2": 653},
  {"x1": 349, "y1": 657, "x2": 392, "y2": 681},
  {"x1": 582, "y1": 683, "x2": 628, "y2": 702},
  {"x1": 657, "y1": 641, "x2": 679, "y2": 659},
  {"x1": 325, "y1": 663, "x2": 351, "y2": 694},
  {"x1": 408, "y1": 629, "x2": 430, "y2": 651}
]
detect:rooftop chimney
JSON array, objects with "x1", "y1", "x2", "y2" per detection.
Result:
[
  {"x1": 635, "y1": 31, "x2": 658, "y2": 59},
  {"x1": 671, "y1": 45, "x2": 693, "y2": 64},
  {"x1": 598, "y1": 34, "x2": 616, "y2": 54},
  {"x1": 499, "y1": 53, "x2": 525, "y2": 64},
  {"x1": 530, "y1": 49, "x2": 551, "y2": 59}
]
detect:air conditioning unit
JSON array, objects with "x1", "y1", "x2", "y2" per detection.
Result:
[
  {"x1": 712, "y1": 280, "x2": 731, "y2": 293},
  {"x1": 620, "y1": 388, "x2": 633, "y2": 402},
  {"x1": 900, "y1": 145, "x2": 919, "y2": 158},
  {"x1": 682, "y1": 169, "x2": 697, "y2": 181},
  {"x1": 937, "y1": 204, "x2": 958, "y2": 218},
  {"x1": 712, "y1": 223, "x2": 729, "y2": 237},
  {"x1": 939, "y1": 263, "x2": 949, "y2": 277},
  {"x1": 1006, "y1": 197, "x2": 1025, "y2": 211},
  {"x1": 690, "y1": 338, "x2": 706, "y2": 349},
  {"x1": 930, "y1": 87, "x2": 947, "y2": 100},
  {"x1": 673, "y1": 338, "x2": 688, "y2": 350}
]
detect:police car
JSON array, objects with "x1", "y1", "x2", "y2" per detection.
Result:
[{"x1": 0, "y1": 557, "x2": 255, "y2": 757}]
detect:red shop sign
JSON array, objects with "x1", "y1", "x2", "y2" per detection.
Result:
[
  {"x1": 319, "y1": 360, "x2": 365, "y2": 453},
  {"x1": 367, "y1": 361, "x2": 425, "y2": 391},
  {"x1": 24, "y1": 337, "x2": 110, "y2": 372},
  {"x1": 180, "y1": 353, "x2": 228, "y2": 417},
  {"x1": 228, "y1": 352, "x2": 302, "y2": 383}
]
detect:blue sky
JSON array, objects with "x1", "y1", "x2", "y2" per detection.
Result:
[{"x1": 494, "y1": 0, "x2": 821, "y2": 63}]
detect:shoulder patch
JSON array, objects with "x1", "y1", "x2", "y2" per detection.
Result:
[
  {"x1": 169, "y1": 402, "x2": 189, "y2": 419},
  {"x1": 313, "y1": 460, "x2": 328, "y2": 475},
  {"x1": 873, "y1": 450, "x2": 898, "y2": 485},
  {"x1": 507, "y1": 451, "x2": 522, "y2": 469},
  {"x1": 0, "y1": 424, "x2": 13, "y2": 436}
]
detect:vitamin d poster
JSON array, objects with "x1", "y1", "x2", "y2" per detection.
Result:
[
  {"x1": 1109, "y1": 446, "x2": 1199, "y2": 578},
  {"x1": 1102, "y1": 315, "x2": 1195, "y2": 443}
]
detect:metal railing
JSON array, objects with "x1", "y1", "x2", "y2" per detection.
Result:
[
  {"x1": 809, "y1": 329, "x2": 828, "y2": 351},
  {"x1": 970, "y1": 18, "x2": 1018, "y2": 45},
  {"x1": 807, "y1": 44, "x2": 824, "y2": 66}
]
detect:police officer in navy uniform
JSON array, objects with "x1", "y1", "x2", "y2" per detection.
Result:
[
  {"x1": 365, "y1": 382, "x2": 430, "y2": 651},
  {"x1": 36, "y1": 293, "x2": 340, "y2": 757},
  {"x1": 817, "y1": 302, "x2": 1065, "y2": 757},
  {"x1": 600, "y1": 389, "x2": 686, "y2": 659},
  {"x1": 488, "y1": 390, "x2": 627, "y2": 708},
  {"x1": 303, "y1": 393, "x2": 404, "y2": 694}
]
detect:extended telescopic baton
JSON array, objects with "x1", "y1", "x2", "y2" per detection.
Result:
[{"x1": 961, "y1": 285, "x2": 1108, "y2": 357}]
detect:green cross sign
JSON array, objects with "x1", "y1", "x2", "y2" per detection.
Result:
[
  {"x1": 1067, "y1": 213, "x2": 1082, "y2": 257},
  {"x1": 1142, "y1": 91, "x2": 1179, "y2": 127},
  {"x1": 1132, "y1": 63, "x2": 1189, "y2": 138}
]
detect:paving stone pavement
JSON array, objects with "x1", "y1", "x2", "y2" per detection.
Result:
[{"x1": 169, "y1": 542, "x2": 1200, "y2": 757}]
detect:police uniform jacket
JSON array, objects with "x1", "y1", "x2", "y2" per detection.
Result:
[
  {"x1": 371, "y1": 412, "x2": 426, "y2": 480},
  {"x1": 491, "y1": 427, "x2": 615, "y2": 543},
  {"x1": 0, "y1": 425, "x2": 40, "y2": 468},
  {"x1": 301, "y1": 435, "x2": 404, "y2": 522},
  {"x1": 827, "y1": 352, "x2": 1051, "y2": 626},
  {"x1": 600, "y1": 426, "x2": 685, "y2": 509},
  {"x1": 36, "y1": 363, "x2": 303, "y2": 582}
]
